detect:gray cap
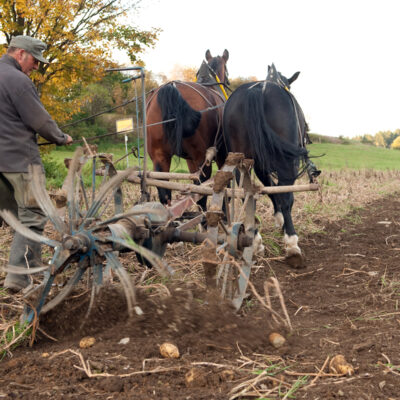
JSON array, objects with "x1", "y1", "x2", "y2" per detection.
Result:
[{"x1": 9, "y1": 35, "x2": 49, "y2": 64}]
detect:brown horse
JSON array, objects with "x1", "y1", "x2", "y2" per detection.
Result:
[{"x1": 146, "y1": 49, "x2": 229, "y2": 207}]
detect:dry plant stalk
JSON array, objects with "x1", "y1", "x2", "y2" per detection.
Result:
[
  {"x1": 264, "y1": 277, "x2": 293, "y2": 331},
  {"x1": 49, "y1": 349, "x2": 183, "y2": 378},
  {"x1": 230, "y1": 257, "x2": 292, "y2": 330}
]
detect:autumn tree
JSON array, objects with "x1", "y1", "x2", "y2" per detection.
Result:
[
  {"x1": 169, "y1": 64, "x2": 197, "y2": 82},
  {"x1": 229, "y1": 76, "x2": 257, "y2": 92},
  {"x1": 62, "y1": 69, "x2": 161, "y2": 139},
  {"x1": 0, "y1": 0, "x2": 159, "y2": 122},
  {"x1": 391, "y1": 135, "x2": 400, "y2": 150}
]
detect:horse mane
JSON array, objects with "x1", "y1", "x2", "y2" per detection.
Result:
[{"x1": 196, "y1": 61, "x2": 215, "y2": 84}]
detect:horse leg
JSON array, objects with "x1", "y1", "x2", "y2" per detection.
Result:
[
  {"x1": 255, "y1": 167, "x2": 283, "y2": 229},
  {"x1": 187, "y1": 160, "x2": 211, "y2": 212},
  {"x1": 278, "y1": 190, "x2": 305, "y2": 268},
  {"x1": 256, "y1": 166, "x2": 303, "y2": 267},
  {"x1": 153, "y1": 156, "x2": 172, "y2": 205}
]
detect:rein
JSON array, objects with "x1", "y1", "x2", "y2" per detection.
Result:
[
  {"x1": 204, "y1": 62, "x2": 229, "y2": 100},
  {"x1": 39, "y1": 103, "x2": 224, "y2": 146},
  {"x1": 195, "y1": 60, "x2": 230, "y2": 100}
]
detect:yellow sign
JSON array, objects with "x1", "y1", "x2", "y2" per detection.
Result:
[{"x1": 116, "y1": 118, "x2": 134, "y2": 133}]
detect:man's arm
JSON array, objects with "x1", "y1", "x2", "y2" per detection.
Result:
[{"x1": 14, "y1": 80, "x2": 72, "y2": 145}]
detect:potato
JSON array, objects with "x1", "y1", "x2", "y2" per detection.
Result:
[
  {"x1": 79, "y1": 336, "x2": 96, "y2": 349},
  {"x1": 329, "y1": 355, "x2": 354, "y2": 376},
  {"x1": 159, "y1": 342, "x2": 179, "y2": 358},
  {"x1": 268, "y1": 332, "x2": 286, "y2": 348}
]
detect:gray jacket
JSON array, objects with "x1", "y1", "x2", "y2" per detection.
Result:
[{"x1": 0, "y1": 54, "x2": 68, "y2": 172}]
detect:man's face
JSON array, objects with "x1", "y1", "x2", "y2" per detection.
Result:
[{"x1": 15, "y1": 49, "x2": 39, "y2": 76}]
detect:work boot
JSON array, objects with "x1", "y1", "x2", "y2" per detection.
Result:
[{"x1": 3, "y1": 232, "x2": 41, "y2": 292}]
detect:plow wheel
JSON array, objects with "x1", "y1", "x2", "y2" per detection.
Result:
[
  {"x1": 204, "y1": 153, "x2": 257, "y2": 310},
  {"x1": 0, "y1": 147, "x2": 154, "y2": 323}
]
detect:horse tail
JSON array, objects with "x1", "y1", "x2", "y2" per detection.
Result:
[
  {"x1": 157, "y1": 83, "x2": 201, "y2": 156},
  {"x1": 244, "y1": 87, "x2": 307, "y2": 173}
]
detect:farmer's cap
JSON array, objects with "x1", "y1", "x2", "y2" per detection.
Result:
[{"x1": 9, "y1": 35, "x2": 49, "y2": 64}]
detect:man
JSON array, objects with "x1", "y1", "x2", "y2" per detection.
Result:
[{"x1": 0, "y1": 35, "x2": 73, "y2": 292}]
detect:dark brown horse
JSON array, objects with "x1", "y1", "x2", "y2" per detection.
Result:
[
  {"x1": 221, "y1": 64, "x2": 313, "y2": 268},
  {"x1": 146, "y1": 49, "x2": 229, "y2": 207}
]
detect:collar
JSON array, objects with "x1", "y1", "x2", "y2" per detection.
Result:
[{"x1": 0, "y1": 54, "x2": 23, "y2": 71}]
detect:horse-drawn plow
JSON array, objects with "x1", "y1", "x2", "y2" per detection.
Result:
[{"x1": 1, "y1": 145, "x2": 318, "y2": 324}]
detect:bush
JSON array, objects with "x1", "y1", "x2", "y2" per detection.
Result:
[{"x1": 42, "y1": 153, "x2": 67, "y2": 189}]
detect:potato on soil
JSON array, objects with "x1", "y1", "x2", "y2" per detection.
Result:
[
  {"x1": 329, "y1": 355, "x2": 354, "y2": 376},
  {"x1": 268, "y1": 332, "x2": 286, "y2": 348},
  {"x1": 159, "y1": 342, "x2": 179, "y2": 358},
  {"x1": 79, "y1": 337, "x2": 96, "y2": 349}
]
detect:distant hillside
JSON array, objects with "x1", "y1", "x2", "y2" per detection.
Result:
[{"x1": 307, "y1": 141, "x2": 400, "y2": 170}]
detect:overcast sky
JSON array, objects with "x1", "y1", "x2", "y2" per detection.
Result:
[{"x1": 128, "y1": 0, "x2": 400, "y2": 138}]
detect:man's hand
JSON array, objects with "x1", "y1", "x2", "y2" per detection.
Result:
[{"x1": 65, "y1": 134, "x2": 73, "y2": 145}]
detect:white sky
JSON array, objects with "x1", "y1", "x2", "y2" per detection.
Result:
[{"x1": 126, "y1": 0, "x2": 400, "y2": 138}]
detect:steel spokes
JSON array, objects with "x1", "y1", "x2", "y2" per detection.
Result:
[
  {"x1": 104, "y1": 252, "x2": 142, "y2": 317},
  {"x1": 0, "y1": 210, "x2": 60, "y2": 248},
  {"x1": 29, "y1": 164, "x2": 67, "y2": 233}
]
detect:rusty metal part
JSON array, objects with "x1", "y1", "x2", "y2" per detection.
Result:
[
  {"x1": 62, "y1": 233, "x2": 91, "y2": 252},
  {"x1": 203, "y1": 152, "x2": 257, "y2": 310},
  {"x1": 206, "y1": 209, "x2": 225, "y2": 227}
]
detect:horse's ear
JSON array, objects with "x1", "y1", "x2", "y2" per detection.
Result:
[
  {"x1": 222, "y1": 49, "x2": 229, "y2": 62},
  {"x1": 205, "y1": 49, "x2": 212, "y2": 61},
  {"x1": 288, "y1": 71, "x2": 300, "y2": 84}
]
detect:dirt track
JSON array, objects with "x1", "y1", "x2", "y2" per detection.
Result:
[{"x1": 1, "y1": 194, "x2": 400, "y2": 399}]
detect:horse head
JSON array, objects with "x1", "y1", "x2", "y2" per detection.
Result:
[
  {"x1": 267, "y1": 63, "x2": 300, "y2": 90},
  {"x1": 197, "y1": 49, "x2": 230, "y2": 87}
]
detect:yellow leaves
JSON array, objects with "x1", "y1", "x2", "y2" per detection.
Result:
[
  {"x1": 1, "y1": 0, "x2": 159, "y2": 122},
  {"x1": 170, "y1": 65, "x2": 197, "y2": 82},
  {"x1": 391, "y1": 136, "x2": 400, "y2": 150}
]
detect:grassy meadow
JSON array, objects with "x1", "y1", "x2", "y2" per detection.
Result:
[
  {"x1": 50, "y1": 139, "x2": 400, "y2": 172},
  {"x1": 307, "y1": 142, "x2": 400, "y2": 170}
]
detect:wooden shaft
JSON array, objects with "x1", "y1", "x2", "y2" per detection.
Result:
[
  {"x1": 97, "y1": 170, "x2": 319, "y2": 196},
  {"x1": 260, "y1": 183, "x2": 319, "y2": 195},
  {"x1": 125, "y1": 175, "x2": 319, "y2": 197},
  {"x1": 137, "y1": 171, "x2": 200, "y2": 181}
]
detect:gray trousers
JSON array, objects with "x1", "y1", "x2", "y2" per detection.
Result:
[{"x1": 0, "y1": 172, "x2": 47, "y2": 290}]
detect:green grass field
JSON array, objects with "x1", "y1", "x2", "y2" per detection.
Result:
[
  {"x1": 45, "y1": 140, "x2": 400, "y2": 188},
  {"x1": 51, "y1": 142, "x2": 191, "y2": 173},
  {"x1": 308, "y1": 142, "x2": 400, "y2": 170},
  {"x1": 51, "y1": 140, "x2": 400, "y2": 171}
]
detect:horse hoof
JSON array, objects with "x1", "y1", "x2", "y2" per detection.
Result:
[{"x1": 285, "y1": 253, "x2": 306, "y2": 269}]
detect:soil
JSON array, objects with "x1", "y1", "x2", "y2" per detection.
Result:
[{"x1": 1, "y1": 194, "x2": 400, "y2": 399}]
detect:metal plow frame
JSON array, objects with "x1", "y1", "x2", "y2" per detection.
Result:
[{"x1": 0, "y1": 145, "x2": 318, "y2": 323}]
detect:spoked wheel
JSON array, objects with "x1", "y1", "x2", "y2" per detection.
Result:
[
  {"x1": 204, "y1": 153, "x2": 257, "y2": 310},
  {"x1": 1, "y1": 147, "x2": 151, "y2": 322}
]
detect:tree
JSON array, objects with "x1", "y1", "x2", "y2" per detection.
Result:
[
  {"x1": 229, "y1": 76, "x2": 258, "y2": 92},
  {"x1": 169, "y1": 64, "x2": 197, "y2": 81},
  {"x1": 391, "y1": 135, "x2": 400, "y2": 150},
  {"x1": 374, "y1": 131, "x2": 386, "y2": 147},
  {"x1": 0, "y1": 0, "x2": 159, "y2": 122},
  {"x1": 360, "y1": 134, "x2": 374, "y2": 145},
  {"x1": 62, "y1": 69, "x2": 161, "y2": 140}
]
